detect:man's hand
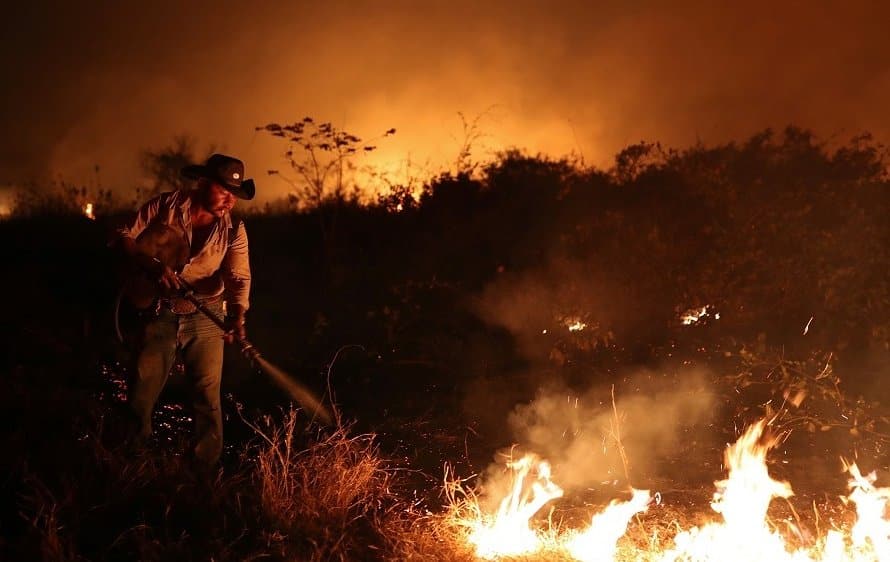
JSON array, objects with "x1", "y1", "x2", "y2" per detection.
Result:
[
  {"x1": 134, "y1": 254, "x2": 181, "y2": 292},
  {"x1": 156, "y1": 265, "x2": 181, "y2": 292},
  {"x1": 224, "y1": 306, "x2": 247, "y2": 344}
]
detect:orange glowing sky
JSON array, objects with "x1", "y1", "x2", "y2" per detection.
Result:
[{"x1": 2, "y1": 1, "x2": 890, "y2": 205}]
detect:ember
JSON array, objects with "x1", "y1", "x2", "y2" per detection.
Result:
[
  {"x1": 680, "y1": 306, "x2": 712, "y2": 325},
  {"x1": 565, "y1": 318, "x2": 587, "y2": 332}
]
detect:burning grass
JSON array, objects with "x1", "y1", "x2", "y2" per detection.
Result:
[
  {"x1": 432, "y1": 417, "x2": 890, "y2": 561},
  {"x1": 9, "y1": 408, "x2": 890, "y2": 562},
  {"x1": 5, "y1": 346, "x2": 890, "y2": 561}
]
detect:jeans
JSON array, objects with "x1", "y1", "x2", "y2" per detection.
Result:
[{"x1": 129, "y1": 301, "x2": 225, "y2": 465}]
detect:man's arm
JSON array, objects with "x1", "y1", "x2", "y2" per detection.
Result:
[
  {"x1": 221, "y1": 220, "x2": 251, "y2": 338},
  {"x1": 111, "y1": 195, "x2": 180, "y2": 290},
  {"x1": 113, "y1": 196, "x2": 161, "y2": 248}
]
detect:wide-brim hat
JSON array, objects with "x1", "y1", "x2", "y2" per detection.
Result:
[{"x1": 181, "y1": 153, "x2": 256, "y2": 200}]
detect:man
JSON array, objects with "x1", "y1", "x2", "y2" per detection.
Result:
[{"x1": 114, "y1": 153, "x2": 254, "y2": 465}]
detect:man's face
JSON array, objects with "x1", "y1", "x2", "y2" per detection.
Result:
[{"x1": 200, "y1": 181, "x2": 236, "y2": 217}]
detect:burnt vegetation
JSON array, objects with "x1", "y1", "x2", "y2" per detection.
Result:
[{"x1": 0, "y1": 126, "x2": 888, "y2": 560}]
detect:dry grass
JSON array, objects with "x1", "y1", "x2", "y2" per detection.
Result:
[
  {"x1": 386, "y1": 466, "x2": 480, "y2": 561},
  {"x1": 244, "y1": 408, "x2": 412, "y2": 560},
  {"x1": 245, "y1": 407, "x2": 503, "y2": 561},
  {"x1": 20, "y1": 480, "x2": 78, "y2": 562},
  {"x1": 11, "y1": 351, "x2": 870, "y2": 561},
  {"x1": 9, "y1": 395, "x2": 430, "y2": 561}
]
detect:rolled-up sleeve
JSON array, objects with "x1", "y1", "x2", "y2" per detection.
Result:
[{"x1": 222, "y1": 220, "x2": 251, "y2": 312}]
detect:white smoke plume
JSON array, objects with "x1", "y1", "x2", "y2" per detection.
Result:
[{"x1": 503, "y1": 367, "x2": 716, "y2": 492}]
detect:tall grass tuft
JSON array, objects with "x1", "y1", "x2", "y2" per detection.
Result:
[
  {"x1": 247, "y1": 408, "x2": 402, "y2": 560},
  {"x1": 6, "y1": 366, "x2": 466, "y2": 560}
]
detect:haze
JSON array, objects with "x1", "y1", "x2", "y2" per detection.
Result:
[{"x1": 2, "y1": 1, "x2": 888, "y2": 204}]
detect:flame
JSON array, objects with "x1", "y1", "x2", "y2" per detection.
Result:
[
  {"x1": 680, "y1": 305, "x2": 711, "y2": 325},
  {"x1": 566, "y1": 318, "x2": 587, "y2": 332},
  {"x1": 83, "y1": 202, "x2": 95, "y2": 220},
  {"x1": 660, "y1": 419, "x2": 804, "y2": 561},
  {"x1": 845, "y1": 462, "x2": 890, "y2": 560},
  {"x1": 566, "y1": 488, "x2": 651, "y2": 561},
  {"x1": 463, "y1": 454, "x2": 564, "y2": 559},
  {"x1": 447, "y1": 419, "x2": 890, "y2": 561},
  {"x1": 659, "y1": 421, "x2": 890, "y2": 562}
]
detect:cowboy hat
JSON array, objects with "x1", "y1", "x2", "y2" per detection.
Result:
[{"x1": 181, "y1": 154, "x2": 256, "y2": 200}]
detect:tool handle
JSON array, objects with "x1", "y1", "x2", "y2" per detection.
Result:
[{"x1": 173, "y1": 272, "x2": 260, "y2": 362}]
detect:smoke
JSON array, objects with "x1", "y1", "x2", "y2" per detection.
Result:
[
  {"x1": 472, "y1": 367, "x2": 716, "y2": 505},
  {"x1": 472, "y1": 256, "x2": 634, "y2": 365},
  {"x1": 5, "y1": 1, "x2": 890, "y2": 200},
  {"x1": 464, "y1": 253, "x2": 688, "y2": 473},
  {"x1": 471, "y1": 250, "x2": 682, "y2": 370},
  {"x1": 507, "y1": 368, "x2": 716, "y2": 492}
]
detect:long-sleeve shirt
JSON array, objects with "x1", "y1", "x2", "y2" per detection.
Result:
[{"x1": 115, "y1": 190, "x2": 251, "y2": 311}]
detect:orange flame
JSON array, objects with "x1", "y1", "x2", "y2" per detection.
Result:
[
  {"x1": 845, "y1": 462, "x2": 890, "y2": 560},
  {"x1": 661, "y1": 419, "x2": 803, "y2": 560},
  {"x1": 459, "y1": 454, "x2": 563, "y2": 559},
  {"x1": 658, "y1": 421, "x2": 890, "y2": 561},
  {"x1": 447, "y1": 419, "x2": 890, "y2": 560},
  {"x1": 566, "y1": 488, "x2": 651, "y2": 561}
]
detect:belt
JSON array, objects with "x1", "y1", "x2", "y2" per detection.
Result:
[{"x1": 164, "y1": 293, "x2": 223, "y2": 315}]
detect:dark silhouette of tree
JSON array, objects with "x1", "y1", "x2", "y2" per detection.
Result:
[
  {"x1": 258, "y1": 118, "x2": 395, "y2": 209},
  {"x1": 611, "y1": 141, "x2": 670, "y2": 183},
  {"x1": 453, "y1": 110, "x2": 493, "y2": 177},
  {"x1": 138, "y1": 135, "x2": 214, "y2": 201},
  {"x1": 258, "y1": 117, "x2": 397, "y2": 312}
]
